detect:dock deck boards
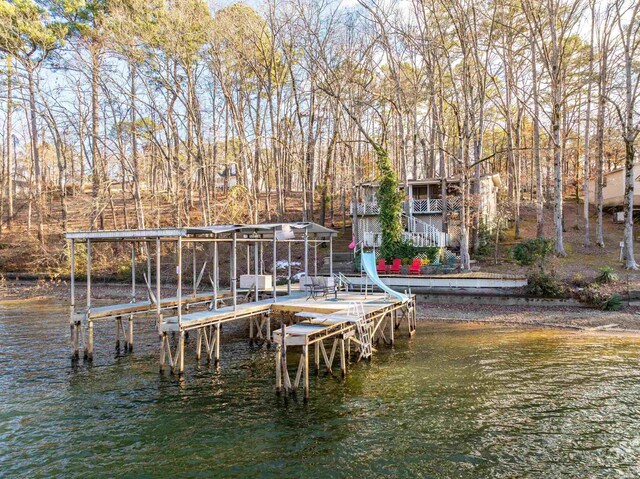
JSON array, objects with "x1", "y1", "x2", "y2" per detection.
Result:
[{"x1": 88, "y1": 291, "x2": 231, "y2": 320}]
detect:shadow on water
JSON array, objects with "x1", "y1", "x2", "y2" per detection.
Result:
[{"x1": 1, "y1": 300, "x2": 640, "y2": 478}]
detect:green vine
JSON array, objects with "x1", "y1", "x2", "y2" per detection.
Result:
[{"x1": 374, "y1": 145, "x2": 403, "y2": 259}]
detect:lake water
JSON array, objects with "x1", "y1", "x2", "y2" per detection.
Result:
[{"x1": 1, "y1": 298, "x2": 640, "y2": 478}]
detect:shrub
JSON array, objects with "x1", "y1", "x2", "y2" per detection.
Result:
[
  {"x1": 579, "y1": 285, "x2": 623, "y2": 311},
  {"x1": 601, "y1": 294, "x2": 622, "y2": 311},
  {"x1": 596, "y1": 266, "x2": 619, "y2": 284},
  {"x1": 526, "y1": 270, "x2": 563, "y2": 297},
  {"x1": 381, "y1": 237, "x2": 439, "y2": 263},
  {"x1": 473, "y1": 224, "x2": 494, "y2": 259},
  {"x1": 512, "y1": 238, "x2": 555, "y2": 266},
  {"x1": 571, "y1": 272, "x2": 588, "y2": 287}
]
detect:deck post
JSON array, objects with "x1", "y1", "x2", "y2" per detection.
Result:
[
  {"x1": 128, "y1": 315, "x2": 133, "y2": 351},
  {"x1": 389, "y1": 310, "x2": 395, "y2": 345},
  {"x1": 146, "y1": 241, "x2": 152, "y2": 295},
  {"x1": 70, "y1": 239, "x2": 75, "y2": 315},
  {"x1": 272, "y1": 234, "x2": 277, "y2": 303},
  {"x1": 86, "y1": 239, "x2": 92, "y2": 310},
  {"x1": 254, "y1": 237, "x2": 259, "y2": 303},
  {"x1": 287, "y1": 241, "x2": 292, "y2": 295},
  {"x1": 131, "y1": 243, "x2": 136, "y2": 302},
  {"x1": 213, "y1": 241, "x2": 218, "y2": 310},
  {"x1": 178, "y1": 331, "x2": 185, "y2": 375},
  {"x1": 303, "y1": 342, "x2": 310, "y2": 400},
  {"x1": 177, "y1": 237, "x2": 183, "y2": 327},
  {"x1": 156, "y1": 238, "x2": 161, "y2": 325},
  {"x1": 314, "y1": 240, "x2": 317, "y2": 277},
  {"x1": 275, "y1": 344, "x2": 282, "y2": 394},
  {"x1": 87, "y1": 320, "x2": 94, "y2": 360},
  {"x1": 192, "y1": 242, "x2": 197, "y2": 296},
  {"x1": 159, "y1": 333, "x2": 166, "y2": 372},
  {"x1": 232, "y1": 233, "x2": 237, "y2": 311},
  {"x1": 304, "y1": 229, "x2": 309, "y2": 284},
  {"x1": 340, "y1": 337, "x2": 346, "y2": 377},
  {"x1": 315, "y1": 342, "x2": 320, "y2": 373},
  {"x1": 329, "y1": 235, "x2": 333, "y2": 277},
  {"x1": 215, "y1": 323, "x2": 221, "y2": 364},
  {"x1": 70, "y1": 239, "x2": 77, "y2": 359}
]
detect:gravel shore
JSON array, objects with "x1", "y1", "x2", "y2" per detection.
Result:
[{"x1": 418, "y1": 303, "x2": 640, "y2": 333}]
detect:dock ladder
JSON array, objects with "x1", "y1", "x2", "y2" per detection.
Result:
[{"x1": 347, "y1": 302, "x2": 372, "y2": 360}]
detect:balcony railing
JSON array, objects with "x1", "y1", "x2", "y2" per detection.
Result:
[
  {"x1": 411, "y1": 197, "x2": 461, "y2": 214},
  {"x1": 351, "y1": 202, "x2": 380, "y2": 215},
  {"x1": 352, "y1": 196, "x2": 462, "y2": 216}
]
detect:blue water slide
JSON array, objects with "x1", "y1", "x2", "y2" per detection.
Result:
[{"x1": 360, "y1": 252, "x2": 409, "y2": 303}]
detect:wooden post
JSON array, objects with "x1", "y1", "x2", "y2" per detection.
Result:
[
  {"x1": 128, "y1": 316, "x2": 134, "y2": 351},
  {"x1": 303, "y1": 342, "x2": 309, "y2": 401},
  {"x1": 159, "y1": 333, "x2": 166, "y2": 372},
  {"x1": 178, "y1": 331, "x2": 185, "y2": 375},
  {"x1": 340, "y1": 337, "x2": 346, "y2": 377},
  {"x1": 215, "y1": 323, "x2": 220, "y2": 364},
  {"x1": 87, "y1": 320, "x2": 94, "y2": 360},
  {"x1": 315, "y1": 341, "x2": 320, "y2": 373},
  {"x1": 275, "y1": 344, "x2": 282, "y2": 394},
  {"x1": 196, "y1": 329, "x2": 202, "y2": 361},
  {"x1": 115, "y1": 316, "x2": 121, "y2": 351},
  {"x1": 389, "y1": 310, "x2": 395, "y2": 345}
]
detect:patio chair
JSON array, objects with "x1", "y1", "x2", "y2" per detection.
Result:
[
  {"x1": 388, "y1": 258, "x2": 402, "y2": 274},
  {"x1": 376, "y1": 259, "x2": 388, "y2": 274},
  {"x1": 408, "y1": 259, "x2": 422, "y2": 275}
]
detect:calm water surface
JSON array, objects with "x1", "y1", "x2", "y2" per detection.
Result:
[{"x1": 1, "y1": 298, "x2": 640, "y2": 478}]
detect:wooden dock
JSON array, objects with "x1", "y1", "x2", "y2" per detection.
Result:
[{"x1": 157, "y1": 291, "x2": 416, "y2": 399}]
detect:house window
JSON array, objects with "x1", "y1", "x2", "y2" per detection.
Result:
[{"x1": 413, "y1": 186, "x2": 429, "y2": 199}]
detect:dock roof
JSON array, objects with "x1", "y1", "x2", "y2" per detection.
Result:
[{"x1": 65, "y1": 222, "x2": 337, "y2": 241}]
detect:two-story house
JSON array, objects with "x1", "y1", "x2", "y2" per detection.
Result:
[{"x1": 352, "y1": 174, "x2": 501, "y2": 249}]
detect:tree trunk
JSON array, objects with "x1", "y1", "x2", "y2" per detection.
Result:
[{"x1": 27, "y1": 66, "x2": 44, "y2": 243}]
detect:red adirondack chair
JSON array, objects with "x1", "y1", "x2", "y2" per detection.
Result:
[
  {"x1": 388, "y1": 258, "x2": 402, "y2": 274},
  {"x1": 376, "y1": 259, "x2": 388, "y2": 274},
  {"x1": 408, "y1": 258, "x2": 422, "y2": 275}
]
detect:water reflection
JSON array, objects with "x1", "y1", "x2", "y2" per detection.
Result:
[{"x1": 1, "y1": 300, "x2": 640, "y2": 478}]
